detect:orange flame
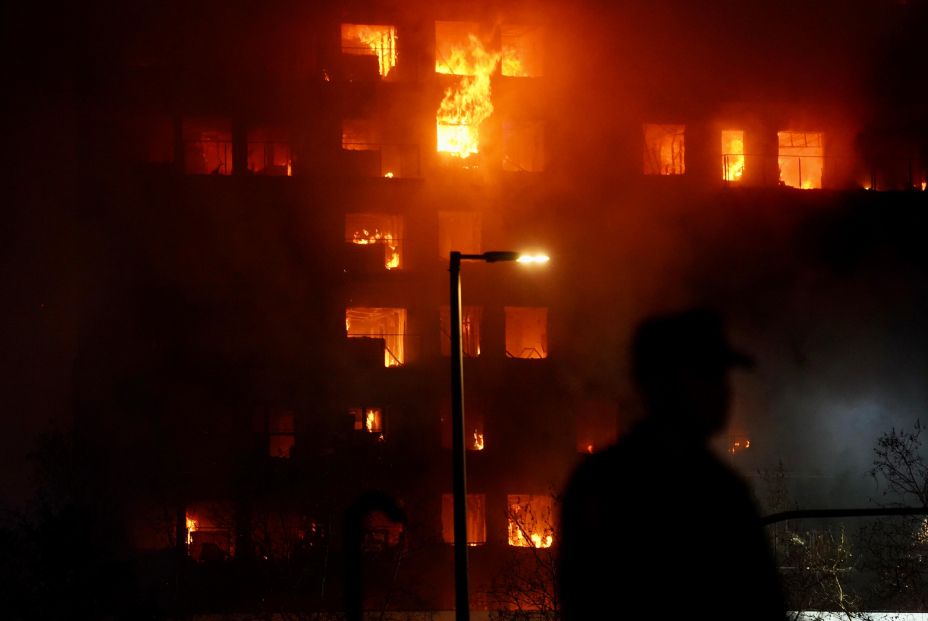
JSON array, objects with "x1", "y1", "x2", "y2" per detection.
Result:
[
  {"x1": 436, "y1": 34, "x2": 500, "y2": 159},
  {"x1": 352, "y1": 228, "x2": 399, "y2": 269},
  {"x1": 342, "y1": 25, "x2": 397, "y2": 77},
  {"x1": 473, "y1": 430, "x2": 485, "y2": 450},
  {"x1": 721, "y1": 130, "x2": 744, "y2": 182},
  {"x1": 185, "y1": 515, "x2": 198, "y2": 546}
]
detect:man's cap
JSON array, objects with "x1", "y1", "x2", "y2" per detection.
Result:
[{"x1": 632, "y1": 308, "x2": 754, "y2": 379}]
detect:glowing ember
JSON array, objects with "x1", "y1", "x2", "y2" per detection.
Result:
[
  {"x1": 721, "y1": 130, "x2": 745, "y2": 182},
  {"x1": 729, "y1": 437, "x2": 751, "y2": 454},
  {"x1": 351, "y1": 228, "x2": 399, "y2": 269},
  {"x1": 384, "y1": 171, "x2": 394, "y2": 178},
  {"x1": 435, "y1": 33, "x2": 500, "y2": 159},
  {"x1": 473, "y1": 430, "x2": 485, "y2": 450},
  {"x1": 586, "y1": 443, "x2": 594, "y2": 454},
  {"x1": 341, "y1": 24, "x2": 397, "y2": 77}
]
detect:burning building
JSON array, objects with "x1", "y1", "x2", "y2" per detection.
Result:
[{"x1": 8, "y1": 0, "x2": 927, "y2": 617}]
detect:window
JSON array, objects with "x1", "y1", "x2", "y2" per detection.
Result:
[
  {"x1": 342, "y1": 119, "x2": 380, "y2": 151},
  {"x1": 721, "y1": 130, "x2": 745, "y2": 182},
  {"x1": 440, "y1": 398, "x2": 485, "y2": 451},
  {"x1": 442, "y1": 494, "x2": 487, "y2": 545},
  {"x1": 268, "y1": 409, "x2": 296, "y2": 458},
  {"x1": 247, "y1": 128, "x2": 291, "y2": 176},
  {"x1": 501, "y1": 24, "x2": 543, "y2": 77},
  {"x1": 346, "y1": 307, "x2": 407, "y2": 367},
  {"x1": 778, "y1": 131, "x2": 823, "y2": 189},
  {"x1": 643, "y1": 124, "x2": 685, "y2": 175},
  {"x1": 350, "y1": 406, "x2": 384, "y2": 434},
  {"x1": 505, "y1": 307, "x2": 548, "y2": 359},
  {"x1": 186, "y1": 502, "x2": 235, "y2": 561},
  {"x1": 183, "y1": 118, "x2": 233, "y2": 175},
  {"x1": 440, "y1": 305, "x2": 482, "y2": 357},
  {"x1": 575, "y1": 400, "x2": 619, "y2": 454},
  {"x1": 503, "y1": 120, "x2": 545, "y2": 172},
  {"x1": 435, "y1": 21, "x2": 497, "y2": 161},
  {"x1": 507, "y1": 494, "x2": 554, "y2": 548},
  {"x1": 345, "y1": 213, "x2": 403, "y2": 270},
  {"x1": 438, "y1": 211, "x2": 482, "y2": 258},
  {"x1": 341, "y1": 24, "x2": 398, "y2": 79}
]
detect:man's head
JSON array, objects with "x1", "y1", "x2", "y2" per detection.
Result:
[{"x1": 631, "y1": 308, "x2": 753, "y2": 437}]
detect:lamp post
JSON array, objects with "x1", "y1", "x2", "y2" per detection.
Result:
[{"x1": 448, "y1": 250, "x2": 549, "y2": 621}]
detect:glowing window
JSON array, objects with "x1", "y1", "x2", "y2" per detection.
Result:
[
  {"x1": 268, "y1": 409, "x2": 296, "y2": 458},
  {"x1": 643, "y1": 124, "x2": 685, "y2": 176},
  {"x1": 501, "y1": 24, "x2": 543, "y2": 77},
  {"x1": 440, "y1": 305, "x2": 482, "y2": 358},
  {"x1": 505, "y1": 307, "x2": 548, "y2": 359},
  {"x1": 247, "y1": 128, "x2": 291, "y2": 176},
  {"x1": 440, "y1": 398, "x2": 485, "y2": 451},
  {"x1": 721, "y1": 130, "x2": 745, "y2": 182},
  {"x1": 350, "y1": 406, "x2": 384, "y2": 434},
  {"x1": 346, "y1": 307, "x2": 407, "y2": 367},
  {"x1": 778, "y1": 131, "x2": 823, "y2": 189},
  {"x1": 342, "y1": 119, "x2": 380, "y2": 151},
  {"x1": 575, "y1": 400, "x2": 619, "y2": 454},
  {"x1": 507, "y1": 494, "x2": 554, "y2": 548},
  {"x1": 341, "y1": 24, "x2": 397, "y2": 78},
  {"x1": 438, "y1": 211, "x2": 482, "y2": 258},
  {"x1": 345, "y1": 213, "x2": 403, "y2": 270},
  {"x1": 435, "y1": 22, "x2": 498, "y2": 160},
  {"x1": 185, "y1": 502, "x2": 235, "y2": 561},
  {"x1": 503, "y1": 120, "x2": 545, "y2": 172},
  {"x1": 442, "y1": 494, "x2": 487, "y2": 545},
  {"x1": 183, "y1": 119, "x2": 232, "y2": 175}
]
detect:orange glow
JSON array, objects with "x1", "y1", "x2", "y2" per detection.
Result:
[
  {"x1": 352, "y1": 228, "x2": 399, "y2": 269},
  {"x1": 729, "y1": 436, "x2": 751, "y2": 454},
  {"x1": 441, "y1": 494, "x2": 487, "y2": 545},
  {"x1": 346, "y1": 307, "x2": 407, "y2": 367},
  {"x1": 643, "y1": 124, "x2": 686, "y2": 175},
  {"x1": 186, "y1": 515, "x2": 198, "y2": 546},
  {"x1": 351, "y1": 407, "x2": 384, "y2": 433},
  {"x1": 721, "y1": 130, "x2": 745, "y2": 182},
  {"x1": 473, "y1": 430, "x2": 485, "y2": 450},
  {"x1": 507, "y1": 494, "x2": 554, "y2": 548},
  {"x1": 341, "y1": 24, "x2": 397, "y2": 77},
  {"x1": 505, "y1": 307, "x2": 548, "y2": 359},
  {"x1": 778, "y1": 131, "x2": 823, "y2": 189},
  {"x1": 586, "y1": 443, "x2": 594, "y2": 454},
  {"x1": 500, "y1": 24, "x2": 543, "y2": 78},
  {"x1": 435, "y1": 24, "x2": 500, "y2": 159}
]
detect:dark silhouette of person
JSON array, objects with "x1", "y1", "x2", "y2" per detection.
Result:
[{"x1": 559, "y1": 308, "x2": 785, "y2": 620}]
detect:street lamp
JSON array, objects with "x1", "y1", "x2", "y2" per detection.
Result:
[{"x1": 448, "y1": 250, "x2": 549, "y2": 621}]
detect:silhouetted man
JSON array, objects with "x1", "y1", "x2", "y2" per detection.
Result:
[{"x1": 559, "y1": 308, "x2": 785, "y2": 620}]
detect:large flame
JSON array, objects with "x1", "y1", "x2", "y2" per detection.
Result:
[
  {"x1": 352, "y1": 228, "x2": 399, "y2": 269},
  {"x1": 436, "y1": 34, "x2": 500, "y2": 159},
  {"x1": 721, "y1": 130, "x2": 744, "y2": 182},
  {"x1": 502, "y1": 46, "x2": 527, "y2": 77},
  {"x1": 507, "y1": 497, "x2": 554, "y2": 548},
  {"x1": 342, "y1": 24, "x2": 397, "y2": 77},
  {"x1": 473, "y1": 430, "x2": 485, "y2": 451}
]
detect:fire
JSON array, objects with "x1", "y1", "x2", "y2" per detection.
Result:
[
  {"x1": 586, "y1": 443, "x2": 594, "y2": 454},
  {"x1": 352, "y1": 228, "x2": 399, "y2": 269},
  {"x1": 778, "y1": 131, "x2": 823, "y2": 189},
  {"x1": 341, "y1": 24, "x2": 397, "y2": 77},
  {"x1": 729, "y1": 437, "x2": 751, "y2": 454},
  {"x1": 507, "y1": 495, "x2": 554, "y2": 548},
  {"x1": 473, "y1": 430, "x2": 485, "y2": 450},
  {"x1": 186, "y1": 515, "x2": 198, "y2": 546},
  {"x1": 502, "y1": 46, "x2": 527, "y2": 77},
  {"x1": 435, "y1": 34, "x2": 500, "y2": 159},
  {"x1": 721, "y1": 130, "x2": 745, "y2": 182},
  {"x1": 365, "y1": 409, "x2": 376, "y2": 432}
]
